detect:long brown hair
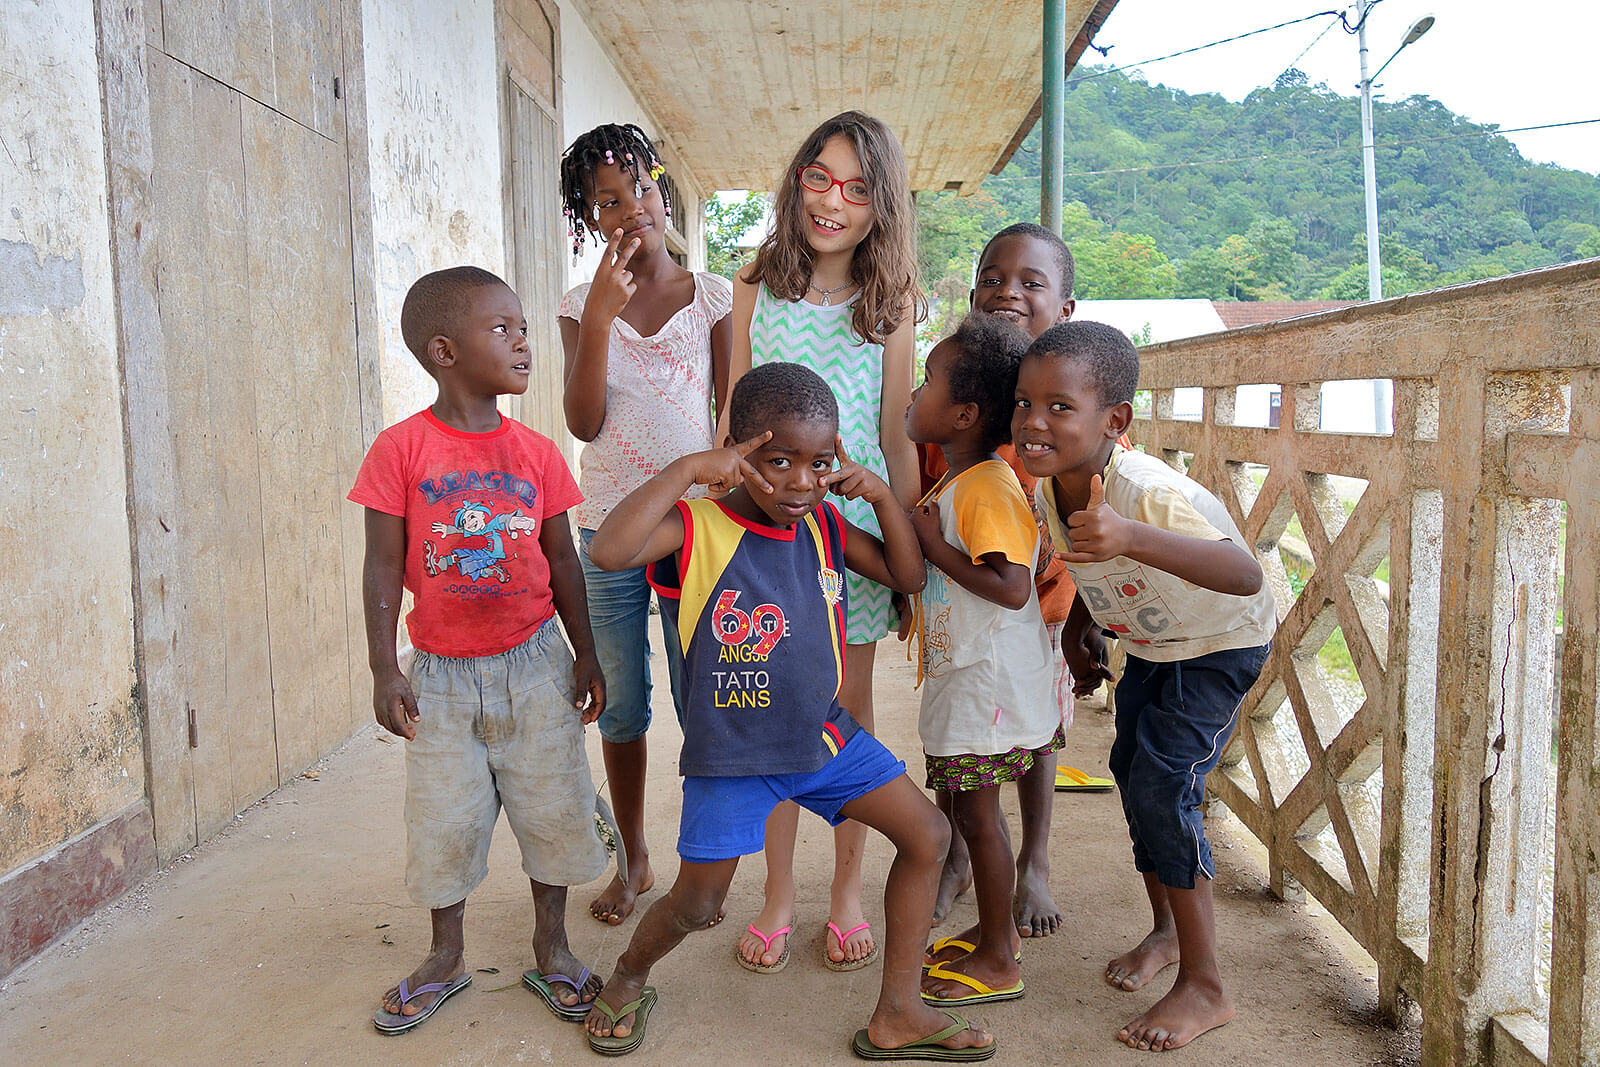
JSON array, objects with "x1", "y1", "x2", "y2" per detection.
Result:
[{"x1": 741, "y1": 111, "x2": 926, "y2": 346}]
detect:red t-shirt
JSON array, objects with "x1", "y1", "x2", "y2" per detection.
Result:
[{"x1": 349, "y1": 409, "x2": 582, "y2": 657}]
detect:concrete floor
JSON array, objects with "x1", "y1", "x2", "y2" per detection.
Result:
[{"x1": 0, "y1": 622, "x2": 1418, "y2": 1064}]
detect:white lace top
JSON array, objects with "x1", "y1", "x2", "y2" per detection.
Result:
[{"x1": 558, "y1": 272, "x2": 732, "y2": 529}]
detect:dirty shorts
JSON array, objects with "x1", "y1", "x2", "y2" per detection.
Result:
[{"x1": 404, "y1": 620, "x2": 609, "y2": 908}]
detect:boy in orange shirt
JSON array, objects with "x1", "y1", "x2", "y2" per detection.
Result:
[{"x1": 919, "y1": 225, "x2": 1114, "y2": 949}]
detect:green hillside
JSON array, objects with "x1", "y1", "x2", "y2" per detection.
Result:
[{"x1": 915, "y1": 65, "x2": 1600, "y2": 318}]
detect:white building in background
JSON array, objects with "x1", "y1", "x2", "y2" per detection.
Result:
[{"x1": 1079, "y1": 298, "x2": 1387, "y2": 434}]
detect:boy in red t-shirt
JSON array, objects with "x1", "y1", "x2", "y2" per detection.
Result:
[{"x1": 351, "y1": 266, "x2": 612, "y2": 1035}]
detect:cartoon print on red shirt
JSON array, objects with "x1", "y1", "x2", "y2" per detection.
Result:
[{"x1": 422, "y1": 499, "x2": 538, "y2": 585}]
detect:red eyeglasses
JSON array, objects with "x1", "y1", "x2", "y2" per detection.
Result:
[{"x1": 797, "y1": 164, "x2": 871, "y2": 206}]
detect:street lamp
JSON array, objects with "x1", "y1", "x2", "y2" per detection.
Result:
[
  {"x1": 1358, "y1": 5, "x2": 1436, "y2": 301},
  {"x1": 1356, "y1": 4, "x2": 1433, "y2": 434}
]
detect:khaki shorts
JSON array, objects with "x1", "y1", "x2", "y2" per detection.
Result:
[{"x1": 404, "y1": 621, "x2": 608, "y2": 908}]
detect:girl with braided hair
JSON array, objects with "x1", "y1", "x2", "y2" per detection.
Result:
[{"x1": 558, "y1": 122, "x2": 734, "y2": 927}]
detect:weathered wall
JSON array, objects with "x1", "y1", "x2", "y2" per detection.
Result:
[
  {"x1": 361, "y1": 0, "x2": 510, "y2": 427},
  {"x1": 0, "y1": 0, "x2": 144, "y2": 875}
]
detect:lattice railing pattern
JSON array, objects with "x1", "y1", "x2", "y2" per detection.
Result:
[{"x1": 1127, "y1": 259, "x2": 1600, "y2": 1067}]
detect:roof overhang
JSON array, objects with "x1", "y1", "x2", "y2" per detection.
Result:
[{"x1": 568, "y1": 0, "x2": 1116, "y2": 193}]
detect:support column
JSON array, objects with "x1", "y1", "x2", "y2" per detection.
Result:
[{"x1": 1041, "y1": 0, "x2": 1064, "y2": 234}]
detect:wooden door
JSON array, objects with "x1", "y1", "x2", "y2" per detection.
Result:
[
  {"x1": 137, "y1": 0, "x2": 366, "y2": 856},
  {"x1": 500, "y1": 0, "x2": 566, "y2": 443}
]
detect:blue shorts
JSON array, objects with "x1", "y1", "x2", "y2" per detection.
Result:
[
  {"x1": 1108, "y1": 643, "x2": 1270, "y2": 890},
  {"x1": 677, "y1": 730, "x2": 906, "y2": 863}
]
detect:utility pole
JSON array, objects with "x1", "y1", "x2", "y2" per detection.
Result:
[{"x1": 1358, "y1": 0, "x2": 1382, "y2": 301}]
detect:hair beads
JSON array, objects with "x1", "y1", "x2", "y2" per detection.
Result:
[{"x1": 559, "y1": 123, "x2": 674, "y2": 254}]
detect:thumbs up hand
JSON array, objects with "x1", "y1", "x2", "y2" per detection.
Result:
[{"x1": 1062, "y1": 475, "x2": 1130, "y2": 563}]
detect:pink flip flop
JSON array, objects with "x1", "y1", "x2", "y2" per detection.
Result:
[
  {"x1": 824, "y1": 920, "x2": 880, "y2": 972},
  {"x1": 736, "y1": 921, "x2": 792, "y2": 974}
]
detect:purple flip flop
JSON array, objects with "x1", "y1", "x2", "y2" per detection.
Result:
[
  {"x1": 372, "y1": 972, "x2": 472, "y2": 1034},
  {"x1": 523, "y1": 966, "x2": 596, "y2": 1023}
]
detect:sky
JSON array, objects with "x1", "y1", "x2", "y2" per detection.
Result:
[{"x1": 1087, "y1": 0, "x2": 1600, "y2": 175}]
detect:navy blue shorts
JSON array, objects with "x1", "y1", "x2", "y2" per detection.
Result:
[
  {"x1": 677, "y1": 730, "x2": 907, "y2": 863},
  {"x1": 1108, "y1": 644, "x2": 1269, "y2": 890}
]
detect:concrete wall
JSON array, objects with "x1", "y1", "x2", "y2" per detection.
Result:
[
  {"x1": 0, "y1": 0, "x2": 712, "y2": 979},
  {"x1": 0, "y1": 0, "x2": 143, "y2": 876},
  {"x1": 362, "y1": 0, "x2": 510, "y2": 426}
]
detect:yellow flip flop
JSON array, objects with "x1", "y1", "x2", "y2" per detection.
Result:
[
  {"x1": 1054, "y1": 765, "x2": 1114, "y2": 792},
  {"x1": 921, "y1": 962, "x2": 1025, "y2": 1005}
]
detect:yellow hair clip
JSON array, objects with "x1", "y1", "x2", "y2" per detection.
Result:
[{"x1": 649, "y1": 162, "x2": 665, "y2": 180}]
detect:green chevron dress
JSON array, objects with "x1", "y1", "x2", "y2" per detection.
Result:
[{"x1": 751, "y1": 283, "x2": 896, "y2": 643}]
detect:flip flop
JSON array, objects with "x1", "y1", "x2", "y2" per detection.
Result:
[
  {"x1": 1054, "y1": 765, "x2": 1114, "y2": 792},
  {"x1": 586, "y1": 986, "x2": 658, "y2": 1056},
  {"x1": 736, "y1": 921, "x2": 793, "y2": 974},
  {"x1": 522, "y1": 966, "x2": 596, "y2": 1023},
  {"x1": 921, "y1": 962, "x2": 1025, "y2": 1005},
  {"x1": 825, "y1": 920, "x2": 880, "y2": 972},
  {"x1": 921, "y1": 936, "x2": 1021, "y2": 971},
  {"x1": 372, "y1": 972, "x2": 471, "y2": 1034},
  {"x1": 850, "y1": 1010, "x2": 997, "y2": 1061}
]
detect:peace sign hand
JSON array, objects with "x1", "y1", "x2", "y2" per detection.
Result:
[
  {"x1": 586, "y1": 228, "x2": 641, "y2": 323},
  {"x1": 820, "y1": 436, "x2": 889, "y2": 503},
  {"x1": 1062, "y1": 475, "x2": 1130, "y2": 563},
  {"x1": 686, "y1": 431, "x2": 774, "y2": 496}
]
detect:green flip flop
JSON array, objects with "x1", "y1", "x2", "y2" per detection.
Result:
[
  {"x1": 851, "y1": 1010, "x2": 997, "y2": 1061},
  {"x1": 587, "y1": 986, "x2": 658, "y2": 1056}
]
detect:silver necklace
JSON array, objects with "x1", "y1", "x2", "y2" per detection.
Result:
[{"x1": 808, "y1": 279, "x2": 854, "y2": 305}]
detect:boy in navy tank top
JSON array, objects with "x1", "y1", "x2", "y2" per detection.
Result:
[{"x1": 581, "y1": 363, "x2": 995, "y2": 1059}]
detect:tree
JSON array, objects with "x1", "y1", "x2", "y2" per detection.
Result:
[
  {"x1": 704, "y1": 192, "x2": 767, "y2": 279},
  {"x1": 912, "y1": 65, "x2": 1600, "y2": 307},
  {"x1": 1074, "y1": 231, "x2": 1176, "y2": 299}
]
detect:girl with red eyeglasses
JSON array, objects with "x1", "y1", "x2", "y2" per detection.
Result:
[{"x1": 720, "y1": 111, "x2": 926, "y2": 976}]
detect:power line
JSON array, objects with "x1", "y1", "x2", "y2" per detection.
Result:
[
  {"x1": 985, "y1": 119, "x2": 1600, "y2": 183},
  {"x1": 1065, "y1": 10, "x2": 1344, "y2": 85}
]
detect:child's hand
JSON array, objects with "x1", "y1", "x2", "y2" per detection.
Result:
[
  {"x1": 892, "y1": 590, "x2": 914, "y2": 642},
  {"x1": 373, "y1": 670, "x2": 421, "y2": 740},
  {"x1": 573, "y1": 652, "x2": 606, "y2": 725},
  {"x1": 1063, "y1": 475, "x2": 1131, "y2": 563},
  {"x1": 682, "y1": 432, "x2": 774, "y2": 496},
  {"x1": 586, "y1": 229, "x2": 642, "y2": 322},
  {"x1": 820, "y1": 436, "x2": 889, "y2": 503},
  {"x1": 910, "y1": 499, "x2": 944, "y2": 553},
  {"x1": 1065, "y1": 619, "x2": 1117, "y2": 698}
]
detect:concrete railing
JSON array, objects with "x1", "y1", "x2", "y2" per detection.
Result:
[{"x1": 1127, "y1": 259, "x2": 1600, "y2": 1067}]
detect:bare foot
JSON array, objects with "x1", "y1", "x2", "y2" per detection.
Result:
[
  {"x1": 864, "y1": 1003, "x2": 993, "y2": 1056},
  {"x1": 380, "y1": 947, "x2": 465, "y2": 1018},
  {"x1": 737, "y1": 899, "x2": 793, "y2": 968},
  {"x1": 1116, "y1": 977, "x2": 1235, "y2": 1050},
  {"x1": 1106, "y1": 927, "x2": 1179, "y2": 991},
  {"x1": 923, "y1": 923, "x2": 980, "y2": 969},
  {"x1": 1013, "y1": 859, "x2": 1062, "y2": 938},
  {"x1": 588, "y1": 862, "x2": 655, "y2": 925},
  {"x1": 932, "y1": 857, "x2": 972, "y2": 927}
]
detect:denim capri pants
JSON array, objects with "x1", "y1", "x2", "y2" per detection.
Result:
[{"x1": 579, "y1": 527, "x2": 686, "y2": 744}]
